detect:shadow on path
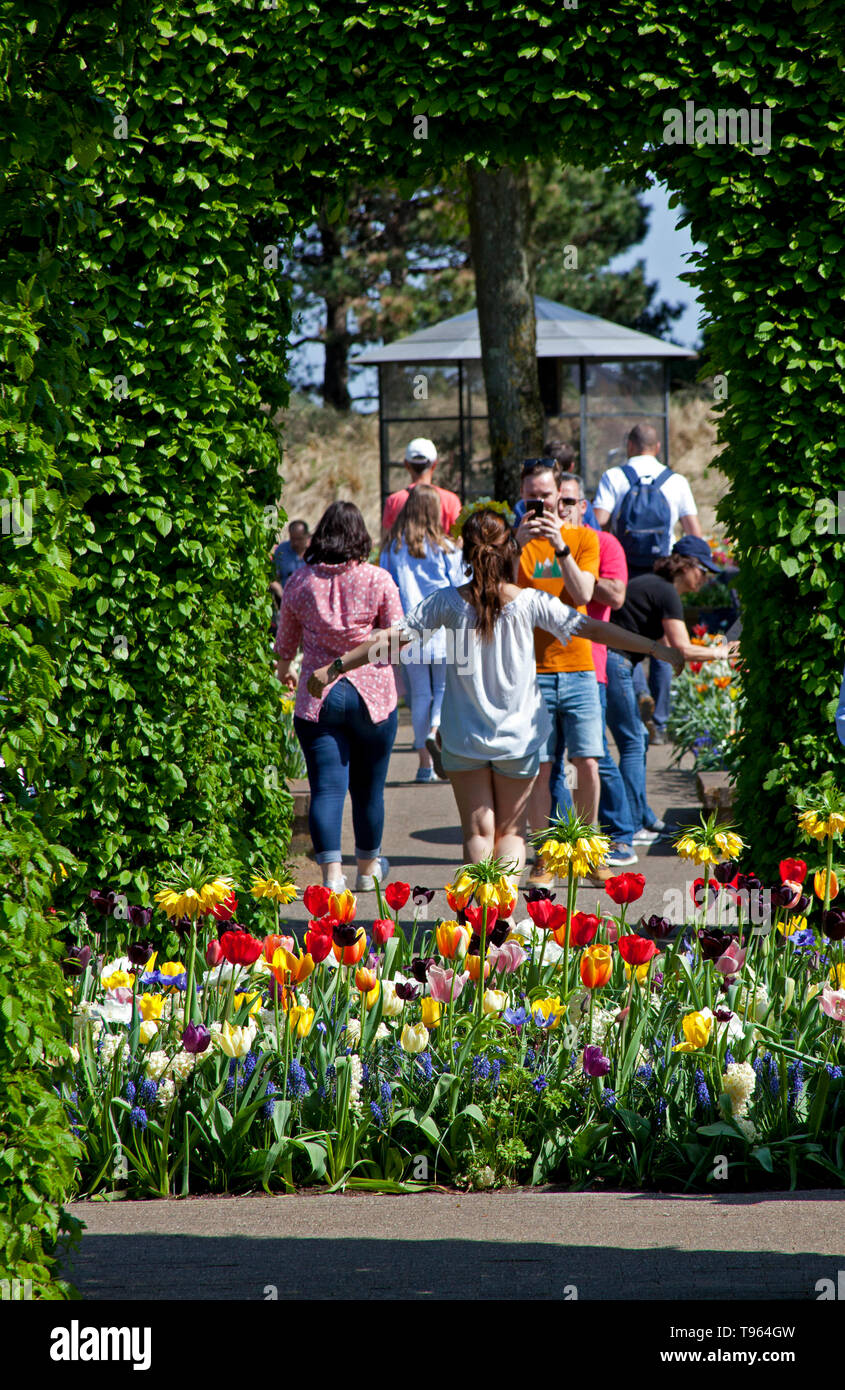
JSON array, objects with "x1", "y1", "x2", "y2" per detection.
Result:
[{"x1": 63, "y1": 1233, "x2": 833, "y2": 1301}]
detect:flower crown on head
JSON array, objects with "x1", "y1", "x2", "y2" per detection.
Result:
[{"x1": 450, "y1": 497, "x2": 515, "y2": 539}]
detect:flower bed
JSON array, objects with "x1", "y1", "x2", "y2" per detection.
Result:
[
  {"x1": 668, "y1": 628, "x2": 741, "y2": 774},
  {"x1": 57, "y1": 813, "x2": 845, "y2": 1196}
]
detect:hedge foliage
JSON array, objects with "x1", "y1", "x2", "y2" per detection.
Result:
[{"x1": 2, "y1": 0, "x2": 844, "y2": 1290}]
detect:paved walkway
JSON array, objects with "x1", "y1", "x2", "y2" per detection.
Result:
[
  {"x1": 284, "y1": 708, "x2": 702, "y2": 927},
  {"x1": 65, "y1": 1191, "x2": 844, "y2": 1300}
]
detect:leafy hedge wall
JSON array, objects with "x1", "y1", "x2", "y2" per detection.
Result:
[{"x1": 3, "y1": 0, "x2": 844, "y2": 1291}]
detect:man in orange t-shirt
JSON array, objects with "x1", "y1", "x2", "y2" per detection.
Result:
[{"x1": 515, "y1": 460, "x2": 604, "y2": 880}]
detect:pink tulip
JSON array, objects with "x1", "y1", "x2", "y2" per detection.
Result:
[
  {"x1": 819, "y1": 987, "x2": 845, "y2": 1021},
  {"x1": 107, "y1": 986, "x2": 133, "y2": 1004},
  {"x1": 427, "y1": 964, "x2": 469, "y2": 1003},
  {"x1": 714, "y1": 942, "x2": 746, "y2": 977},
  {"x1": 495, "y1": 941, "x2": 528, "y2": 973}
]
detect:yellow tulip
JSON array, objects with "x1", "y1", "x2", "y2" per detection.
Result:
[
  {"x1": 623, "y1": 960, "x2": 651, "y2": 986},
  {"x1": 672, "y1": 1010, "x2": 713, "y2": 1053},
  {"x1": 218, "y1": 1022, "x2": 256, "y2": 1058},
  {"x1": 400, "y1": 1022, "x2": 429, "y2": 1053},
  {"x1": 829, "y1": 963, "x2": 845, "y2": 990},
  {"x1": 289, "y1": 1005, "x2": 315, "y2": 1038},
  {"x1": 778, "y1": 914, "x2": 806, "y2": 938},
  {"x1": 814, "y1": 869, "x2": 839, "y2": 900},
  {"x1": 138, "y1": 993, "x2": 164, "y2": 1022},
  {"x1": 233, "y1": 990, "x2": 262, "y2": 1017},
  {"x1": 102, "y1": 969, "x2": 133, "y2": 991},
  {"x1": 782, "y1": 976, "x2": 796, "y2": 1011},
  {"x1": 531, "y1": 996, "x2": 565, "y2": 1027},
  {"x1": 364, "y1": 982, "x2": 380, "y2": 1011},
  {"x1": 420, "y1": 997, "x2": 442, "y2": 1029}
]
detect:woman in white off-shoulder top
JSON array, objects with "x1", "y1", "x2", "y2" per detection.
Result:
[{"x1": 307, "y1": 510, "x2": 682, "y2": 874}]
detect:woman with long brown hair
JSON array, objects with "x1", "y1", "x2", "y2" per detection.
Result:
[
  {"x1": 379, "y1": 484, "x2": 463, "y2": 782},
  {"x1": 307, "y1": 509, "x2": 682, "y2": 873}
]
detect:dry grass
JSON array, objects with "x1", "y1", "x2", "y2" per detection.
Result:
[{"x1": 271, "y1": 390, "x2": 730, "y2": 543}]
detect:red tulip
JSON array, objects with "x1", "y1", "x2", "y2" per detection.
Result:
[
  {"x1": 206, "y1": 938, "x2": 223, "y2": 967},
  {"x1": 616, "y1": 933, "x2": 660, "y2": 966},
  {"x1": 605, "y1": 873, "x2": 646, "y2": 905},
  {"x1": 526, "y1": 897, "x2": 566, "y2": 931},
  {"x1": 551, "y1": 911, "x2": 599, "y2": 948},
  {"x1": 304, "y1": 927, "x2": 333, "y2": 963},
  {"x1": 219, "y1": 930, "x2": 263, "y2": 966},
  {"x1": 384, "y1": 882, "x2": 411, "y2": 912},
  {"x1": 372, "y1": 918, "x2": 395, "y2": 948},
  {"x1": 779, "y1": 858, "x2": 807, "y2": 885},
  {"x1": 464, "y1": 902, "x2": 498, "y2": 933},
  {"x1": 303, "y1": 884, "x2": 332, "y2": 918},
  {"x1": 211, "y1": 891, "x2": 238, "y2": 921},
  {"x1": 690, "y1": 878, "x2": 720, "y2": 908}
]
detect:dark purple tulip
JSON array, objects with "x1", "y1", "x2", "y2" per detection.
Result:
[
  {"x1": 467, "y1": 933, "x2": 482, "y2": 956},
  {"x1": 821, "y1": 908, "x2": 845, "y2": 942},
  {"x1": 395, "y1": 980, "x2": 420, "y2": 1002},
  {"x1": 171, "y1": 915, "x2": 194, "y2": 939},
  {"x1": 61, "y1": 944, "x2": 92, "y2": 978},
  {"x1": 698, "y1": 928, "x2": 735, "y2": 962},
  {"x1": 128, "y1": 905, "x2": 153, "y2": 929},
  {"x1": 524, "y1": 886, "x2": 555, "y2": 903},
  {"x1": 489, "y1": 921, "x2": 511, "y2": 947},
  {"x1": 412, "y1": 886, "x2": 435, "y2": 905},
  {"x1": 410, "y1": 955, "x2": 435, "y2": 984},
  {"x1": 639, "y1": 914, "x2": 674, "y2": 938},
  {"x1": 182, "y1": 1022, "x2": 211, "y2": 1054},
  {"x1": 713, "y1": 861, "x2": 736, "y2": 885},
  {"x1": 795, "y1": 893, "x2": 811, "y2": 915},
  {"x1": 715, "y1": 1007, "x2": 734, "y2": 1023},
  {"x1": 332, "y1": 923, "x2": 360, "y2": 947},
  {"x1": 127, "y1": 939, "x2": 155, "y2": 968},
  {"x1": 583, "y1": 1045, "x2": 611, "y2": 1077},
  {"x1": 88, "y1": 888, "x2": 117, "y2": 916}
]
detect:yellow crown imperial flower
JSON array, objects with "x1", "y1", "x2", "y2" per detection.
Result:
[{"x1": 250, "y1": 874, "x2": 298, "y2": 905}]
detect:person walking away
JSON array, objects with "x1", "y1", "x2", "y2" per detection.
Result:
[
  {"x1": 274, "y1": 502, "x2": 403, "y2": 893},
  {"x1": 608, "y1": 535, "x2": 738, "y2": 845},
  {"x1": 379, "y1": 484, "x2": 464, "y2": 782},
  {"x1": 593, "y1": 423, "x2": 702, "y2": 743},
  {"x1": 269, "y1": 520, "x2": 310, "y2": 635},
  {"x1": 514, "y1": 461, "x2": 603, "y2": 885},
  {"x1": 306, "y1": 509, "x2": 682, "y2": 878},
  {"x1": 512, "y1": 441, "x2": 601, "y2": 531},
  {"x1": 381, "y1": 438, "x2": 462, "y2": 540}
]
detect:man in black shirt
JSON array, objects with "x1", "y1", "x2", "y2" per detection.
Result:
[{"x1": 606, "y1": 537, "x2": 735, "y2": 845}]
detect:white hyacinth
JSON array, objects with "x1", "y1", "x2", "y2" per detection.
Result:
[
  {"x1": 348, "y1": 1054, "x2": 363, "y2": 1106},
  {"x1": 156, "y1": 1077, "x2": 177, "y2": 1109},
  {"x1": 722, "y1": 1061, "x2": 757, "y2": 1117},
  {"x1": 145, "y1": 1050, "x2": 172, "y2": 1081},
  {"x1": 99, "y1": 1034, "x2": 129, "y2": 1069},
  {"x1": 170, "y1": 1050, "x2": 196, "y2": 1084}
]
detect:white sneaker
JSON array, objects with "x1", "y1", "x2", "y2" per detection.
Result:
[
  {"x1": 632, "y1": 827, "x2": 666, "y2": 846},
  {"x1": 355, "y1": 856, "x2": 390, "y2": 892},
  {"x1": 324, "y1": 874, "x2": 346, "y2": 893}
]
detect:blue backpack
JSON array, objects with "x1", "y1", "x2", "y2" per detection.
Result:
[{"x1": 614, "y1": 464, "x2": 674, "y2": 570}]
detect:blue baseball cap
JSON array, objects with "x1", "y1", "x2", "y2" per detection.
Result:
[{"x1": 672, "y1": 535, "x2": 723, "y2": 573}]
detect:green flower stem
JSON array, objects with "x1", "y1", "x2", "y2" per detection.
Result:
[
  {"x1": 476, "y1": 903, "x2": 489, "y2": 1021},
  {"x1": 563, "y1": 864, "x2": 576, "y2": 999},
  {"x1": 183, "y1": 919, "x2": 199, "y2": 1029}
]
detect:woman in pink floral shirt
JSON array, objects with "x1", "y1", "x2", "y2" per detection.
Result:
[{"x1": 274, "y1": 502, "x2": 403, "y2": 893}]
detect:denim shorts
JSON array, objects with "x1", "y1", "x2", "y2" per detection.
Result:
[
  {"x1": 440, "y1": 747, "x2": 541, "y2": 779},
  {"x1": 537, "y1": 669, "x2": 604, "y2": 762}
]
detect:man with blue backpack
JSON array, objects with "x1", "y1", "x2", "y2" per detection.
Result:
[{"x1": 593, "y1": 423, "x2": 702, "y2": 742}]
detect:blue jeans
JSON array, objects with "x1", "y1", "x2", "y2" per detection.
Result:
[
  {"x1": 404, "y1": 657, "x2": 446, "y2": 750},
  {"x1": 605, "y1": 650, "x2": 658, "y2": 834},
  {"x1": 294, "y1": 681, "x2": 398, "y2": 863},
  {"x1": 597, "y1": 680, "x2": 635, "y2": 845},
  {"x1": 633, "y1": 656, "x2": 672, "y2": 730},
  {"x1": 537, "y1": 670, "x2": 604, "y2": 822}
]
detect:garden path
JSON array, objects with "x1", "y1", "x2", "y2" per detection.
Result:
[
  {"x1": 285, "y1": 709, "x2": 700, "y2": 927},
  {"x1": 66, "y1": 1190, "x2": 844, "y2": 1300}
]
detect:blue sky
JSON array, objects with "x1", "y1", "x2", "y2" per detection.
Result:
[{"x1": 609, "y1": 179, "x2": 705, "y2": 350}]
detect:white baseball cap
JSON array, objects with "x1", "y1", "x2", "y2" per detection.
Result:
[{"x1": 404, "y1": 437, "x2": 437, "y2": 464}]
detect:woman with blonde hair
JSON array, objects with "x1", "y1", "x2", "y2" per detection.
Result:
[
  {"x1": 379, "y1": 484, "x2": 464, "y2": 782},
  {"x1": 308, "y1": 509, "x2": 682, "y2": 874}
]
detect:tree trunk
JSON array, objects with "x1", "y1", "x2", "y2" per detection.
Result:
[
  {"x1": 467, "y1": 163, "x2": 544, "y2": 502},
  {"x1": 319, "y1": 216, "x2": 351, "y2": 410}
]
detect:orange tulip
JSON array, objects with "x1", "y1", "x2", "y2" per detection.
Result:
[
  {"x1": 332, "y1": 927, "x2": 367, "y2": 966},
  {"x1": 355, "y1": 966, "x2": 378, "y2": 993},
  {"x1": 465, "y1": 953, "x2": 491, "y2": 983},
  {"x1": 580, "y1": 943, "x2": 613, "y2": 989},
  {"x1": 436, "y1": 920, "x2": 470, "y2": 959},
  {"x1": 814, "y1": 869, "x2": 839, "y2": 901}
]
